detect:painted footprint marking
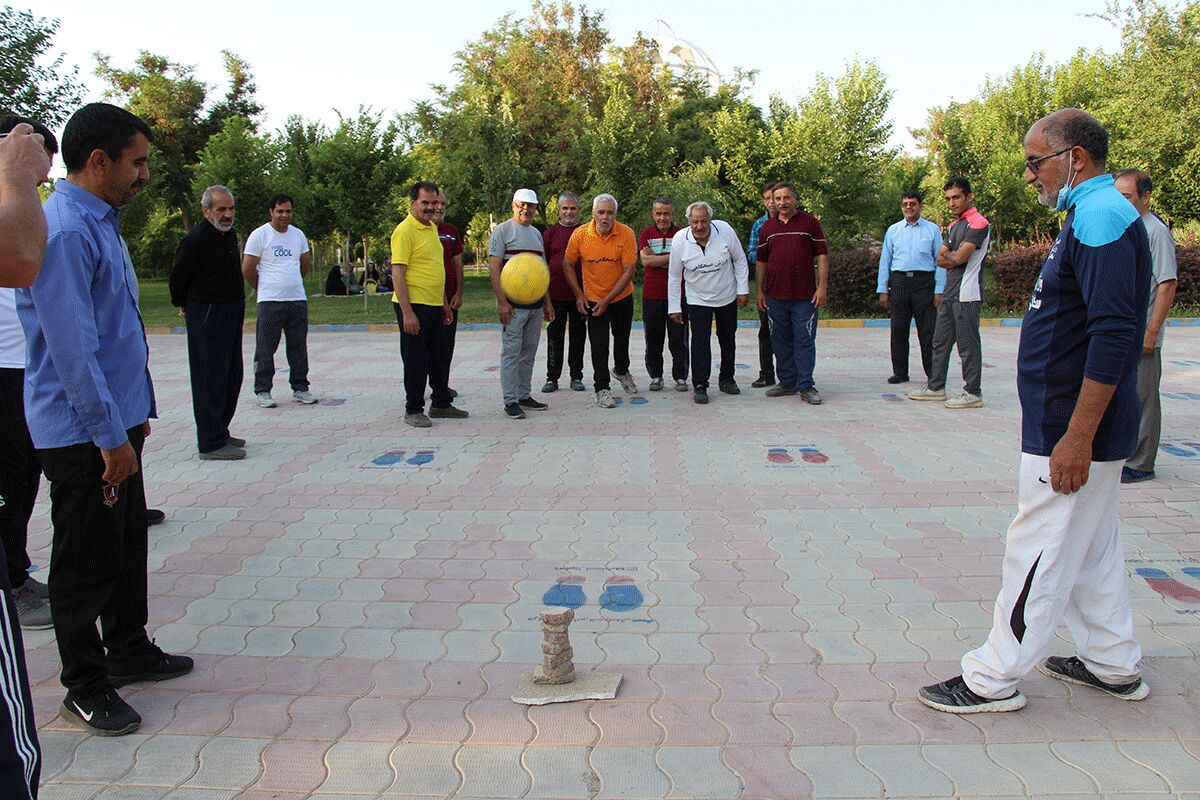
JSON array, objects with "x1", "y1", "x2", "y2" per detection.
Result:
[
  {"x1": 407, "y1": 450, "x2": 435, "y2": 466},
  {"x1": 542, "y1": 575, "x2": 586, "y2": 609},
  {"x1": 767, "y1": 448, "x2": 794, "y2": 464},
  {"x1": 629, "y1": 397, "x2": 649, "y2": 405},
  {"x1": 1136, "y1": 567, "x2": 1200, "y2": 602},
  {"x1": 371, "y1": 451, "x2": 406, "y2": 466},
  {"x1": 599, "y1": 575, "x2": 644, "y2": 612},
  {"x1": 881, "y1": 393, "x2": 904, "y2": 404},
  {"x1": 799, "y1": 447, "x2": 829, "y2": 464}
]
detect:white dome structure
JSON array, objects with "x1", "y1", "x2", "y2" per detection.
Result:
[{"x1": 643, "y1": 19, "x2": 723, "y2": 89}]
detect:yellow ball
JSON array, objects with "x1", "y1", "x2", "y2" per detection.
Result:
[{"x1": 500, "y1": 252, "x2": 550, "y2": 305}]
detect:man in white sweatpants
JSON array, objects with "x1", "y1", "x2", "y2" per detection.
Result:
[{"x1": 920, "y1": 108, "x2": 1153, "y2": 713}]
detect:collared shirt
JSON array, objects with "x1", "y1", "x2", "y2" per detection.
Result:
[
  {"x1": 1018, "y1": 173, "x2": 1149, "y2": 461},
  {"x1": 756, "y1": 210, "x2": 828, "y2": 301},
  {"x1": 543, "y1": 222, "x2": 582, "y2": 302},
  {"x1": 747, "y1": 213, "x2": 768, "y2": 263},
  {"x1": 17, "y1": 179, "x2": 156, "y2": 451},
  {"x1": 437, "y1": 221, "x2": 464, "y2": 299},
  {"x1": 876, "y1": 217, "x2": 945, "y2": 293},
  {"x1": 639, "y1": 224, "x2": 681, "y2": 301},
  {"x1": 1140, "y1": 211, "x2": 1178, "y2": 348},
  {"x1": 943, "y1": 207, "x2": 990, "y2": 302},
  {"x1": 668, "y1": 220, "x2": 749, "y2": 312},
  {"x1": 169, "y1": 220, "x2": 243, "y2": 307},
  {"x1": 390, "y1": 214, "x2": 445, "y2": 307},
  {"x1": 564, "y1": 220, "x2": 638, "y2": 303}
]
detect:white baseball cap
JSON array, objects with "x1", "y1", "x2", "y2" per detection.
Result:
[{"x1": 512, "y1": 188, "x2": 539, "y2": 204}]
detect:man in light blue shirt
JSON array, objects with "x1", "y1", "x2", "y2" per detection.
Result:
[
  {"x1": 877, "y1": 191, "x2": 945, "y2": 384},
  {"x1": 17, "y1": 103, "x2": 192, "y2": 738}
]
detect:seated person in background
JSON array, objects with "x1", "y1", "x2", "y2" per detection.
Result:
[{"x1": 324, "y1": 264, "x2": 347, "y2": 296}]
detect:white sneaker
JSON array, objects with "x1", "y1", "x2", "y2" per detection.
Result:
[
  {"x1": 255, "y1": 392, "x2": 277, "y2": 408},
  {"x1": 613, "y1": 372, "x2": 638, "y2": 394},
  {"x1": 945, "y1": 392, "x2": 983, "y2": 409},
  {"x1": 292, "y1": 390, "x2": 318, "y2": 404},
  {"x1": 595, "y1": 389, "x2": 616, "y2": 408},
  {"x1": 907, "y1": 387, "x2": 946, "y2": 401}
]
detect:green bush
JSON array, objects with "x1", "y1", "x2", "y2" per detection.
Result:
[
  {"x1": 825, "y1": 246, "x2": 881, "y2": 317},
  {"x1": 992, "y1": 239, "x2": 1051, "y2": 313}
]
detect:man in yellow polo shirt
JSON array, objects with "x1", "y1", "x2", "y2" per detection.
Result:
[
  {"x1": 391, "y1": 180, "x2": 468, "y2": 427},
  {"x1": 562, "y1": 193, "x2": 639, "y2": 409}
]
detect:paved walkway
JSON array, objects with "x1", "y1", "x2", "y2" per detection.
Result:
[{"x1": 24, "y1": 326, "x2": 1200, "y2": 799}]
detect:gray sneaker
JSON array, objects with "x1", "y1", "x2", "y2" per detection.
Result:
[
  {"x1": 199, "y1": 443, "x2": 247, "y2": 461},
  {"x1": 292, "y1": 390, "x2": 317, "y2": 404},
  {"x1": 800, "y1": 387, "x2": 822, "y2": 405},
  {"x1": 404, "y1": 412, "x2": 432, "y2": 428},
  {"x1": 907, "y1": 386, "x2": 946, "y2": 401},
  {"x1": 945, "y1": 392, "x2": 983, "y2": 409},
  {"x1": 429, "y1": 405, "x2": 469, "y2": 419},
  {"x1": 613, "y1": 371, "x2": 638, "y2": 394},
  {"x1": 255, "y1": 392, "x2": 276, "y2": 408},
  {"x1": 542, "y1": 379, "x2": 558, "y2": 393},
  {"x1": 648, "y1": 377, "x2": 664, "y2": 392},
  {"x1": 24, "y1": 576, "x2": 49, "y2": 600},
  {"x1": 14, "y1": 584, "x2": 52, "y2": 630},
  {"x1": 570, "y1": 379, "x2": 586, "y2": 391},
  {"x1": 674, "y1": 379, "x2": 689, "y2": 392},
  {"x1": 595, "y1": 389, "x2": 616, "y2": 409}
]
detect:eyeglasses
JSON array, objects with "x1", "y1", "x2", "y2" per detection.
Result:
[{"x1": 1024, "y1": 147, "x2": 1072, "y2": 175}]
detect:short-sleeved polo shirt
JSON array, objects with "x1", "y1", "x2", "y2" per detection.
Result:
[
  {"x1": 639, "y1": 224, "x2": 681, "y2": 301},
  {"x1": 756, "y1": 211, "x2": 828, "y2": 301},
  {"x1": 564, "y1": 220, "x2": 638, "y2": 303},
  {"x1": 391, "y1": 214, "x2": 445, "y2": 307},
  {"x1": 437, "y1": 221, "x2": 464, "y2": 299}
]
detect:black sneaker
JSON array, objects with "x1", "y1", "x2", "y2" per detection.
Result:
[
  {"x1": 764, "y1": 385, "x2": 796, "y2": 397},
  {"x1": 504, "y1": 403, "x2": 526, "y2": 419},
  {"x1": 569, "y1": 379, "x2": 586, "y2": 391},
  {"x1": 693, "y1": 388, "x2": 709, "y2": 405},
  {"x1": 918, "y1": 675, "x2": 1026, "y2": 714},
  {"x1": 542, "y1": 379, "x2": 558, "y2": 393},
  {"x1": 1037, "y1": 656, "x2": 1149, "y2": 700},
  {"x1": 429, "y1": 404, "x2": 469, "y2": 419},
  {"x1": 109, "y1": 645, "x2": 194, "y2": 688},
  {"x1": 750, "y1": 376, "x2": 776, "y2": 388},
  {"x1": 518, "y1": 397, "x2": 548, "y2": 411},
  {"x1": 887, "y1": 375, "x2": 908, "y2": 384},
  {"x1": 718, "y1": 380, "x2": 740, "y2": 395},
  {"x1": 62, "y1": 687, "x2": 141, "y2": 735},
  {"x1": 145, "y1": 508, "x2": 166, "y2": 526}
]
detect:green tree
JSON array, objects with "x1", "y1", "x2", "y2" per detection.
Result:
[
  {"x1": 587, "y1": 80, "x2": 673, "y2": 211},
  {"x1": 0, "y1": 5, "x2": 84, "y2": 125},
  {"x1": 191, "y1": 115, "x2": 278, "y2": 242}
]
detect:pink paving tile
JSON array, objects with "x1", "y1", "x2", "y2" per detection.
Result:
[
  {"x1": 403, "y1": 698, "x2": 471, "y2": 742},
  {"x1": 345, "y1": 696, "x2": 410, "y2": 741},
  {"x1": 254, "y1": 739, "x2": 332, "y2": 792},
  {"x1": 860, "y1": 557, "x2": 918, "y2": 579},
  {"x1": 357, "y1": 557, "x2": 405, "y2": 579},
  {"x1": 816, "y1": 664, "x2": 896, "y2": 701},
  {"x1": 775, "y1": 701, "x2": 856, "y2": 745},
  {"x1": 262, "y1": 656, "x2": 324, "y2": 694},
  {"x1": 915, "y1": 576, "x2": 981, "y2": 602},
  {"x1": 650, "y1": 664, "x2": 721, "y2": 703},
  {"x1": 439, "y1": 558, "x2": 487, "y2": 580},
  {"x1": 424, "y1": 660, "x2": 487, "y2": 699},
  {"x1": 698, "y1": 607, "x2": 757, "y2": 633},
  {"x1": 225, "y1": 692, "x2": 296, "y2": 737},
  {"x1": 407, "y1": 601, "x2": 464, "y2": 630},
  {"x1": 209, "y1": 655, "x2": 270, "y2": 693},
  {"x1": 380, "y1": 578, "x2": 430, "y2": 602},
  {"x1": 890, "y1": 698, "x2": 986, "y2": 743},
  {"x1": 414, "y1": 540, "x2": 458, "y2": 559},
  {"x1": 692, "y1": 560, "x2": 741, "y2": 581},
  {"x1": 835, "y1": 700, "x2": 921, "y2": 744},
  {"x1": 466, "y1": 579, "x2": 519, "y2": 603},
  {"x1": 424, "y1": 579, "x2": 475, "y2": 603},
  {"x1": 314, "y1": 657, "x2": 376, "y2": 696},
  {"x1": 590, "y1": 701, "x2": 664, "y2": 746},
  {"x1": 723, "y1": 745, "x2": 813, "y2": 799},
  {"x1": 651, "y1": 701, "x2": 729, "y2": 747},
  {"x1": 479, "y1": 661, "x2": 530, "y2": 699},
  {"x1": 168, "y1": 573, "x2": 223, "y2": 596},
  {"x1": 165, "y1": 691, "x2": 239, "y2": 735},
  {"x1": 463, "y1": 698, "x2": 534, "y2": 744},
  {"x1": 280, "y1": 694, "x2": 353, "y2": 741},
  {"x1": 701, "y1": 633, "x2": 768, "y2": 665},
  {"x1": 706, "y1": 664, "x2": 779, "y2": 702},
  {"x1": 120, "y1": 687, "x2": 185, "y2": 734},
  {"x1": 751, "y1": 631, "x2": 820, "y2": 665},
  {"x1": 713, "y1": 700, "x2": 792, "y2": 745},
  {"x1": 693, "y1": 580, "x2": 750, "y2": 606},
  {"x1": 763, "y1": 664, "x2": 838, "y2": 701},
  {"x1": 744, "y1": 605, "x2": 808, "y2": 633},
  {"x1": 734, "y1": 561, "x2": 791, "y2": 582},
  {"x1": 528, "y1": 700, "x2": 600, "y2": 746}
]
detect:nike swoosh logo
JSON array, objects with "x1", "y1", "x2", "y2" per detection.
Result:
[
  {"x1": 73, "y1": 701, "x2": 94, "y2": 722},
  {"x1": 1038, "y1": 477, "x2": 1048, "y2": 484}
]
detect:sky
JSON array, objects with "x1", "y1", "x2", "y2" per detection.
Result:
[{"x1": 36, "y1": 0, "x2": 1125, "y2": 155}]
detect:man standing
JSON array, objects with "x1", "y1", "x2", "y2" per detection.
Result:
[
  {"x1": 170, "y1": 185, "x2": 247, "y2": 460},
  {"x1": 1114, "y1": 169, "x2": 1177, "y2": 484},
  {"x1": 391, "y1": 181, "x2": 468, "y2": 428},
  {"x1": 640, "y1": 197, "x2": 687, "y2": 392},
  {"x1": 433, "y1": 191, "x2": 465, "y2": 397},
  {"x1": 908, "y1": 178, "x2": 990, "y2": 408},
  {"x1": 242, "y1": 194, "x2": 316, "y2": 408},
  {"x1": 18, "y1": 102, "x2": 193, "y2": 736},
  {"x1": 920, "y1": 109, "x2": 1151, "y2": 713},
  {"x1": 563, "y1": 194, "x2": 640, "y2": 409},
  {"x1": 542, "y1": 192, "x2": 586, "y2": 393},
  {"x1": 0, "y1": 116, "x2": 55, "y2": 633},
  {"x1": 755, "y1": 182, "x2": 828, "y2": 405},
  {"x1": 746, "y1": 182, "x2": 777, "y2": 388},
  {"x1": 877, "y1": 191, "x2": 945, "y2": 384},
  {"x1": 488, "y1": 189, "x2": 554, "y2": 419},
  {"x1": 669, "y1": 202, "x2": 749, "y2": 404}
]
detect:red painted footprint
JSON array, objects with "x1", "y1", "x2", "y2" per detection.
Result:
[
  {"x1": 799, "y1": 447, "x2": 829, "y2": 464},
  {"x1": 767, "y1": 448, "x2": 794, "y2": 464},
  {"x1": 1136, "y1": 568, "x2": 1200, "y2": 602}
]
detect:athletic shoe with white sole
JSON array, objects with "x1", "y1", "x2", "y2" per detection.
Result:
[
  {"x1": 908, "y1": 386, "x2": 947, "y2": 401},
  {"x1": 292, "y1": 390, "x2": 318, "y2": 404},
  {"x1": 595, "y1": 389, "x2": 615, "y2": 408},
  {"x1": 918, "y1": 675, "x2": 1027, "y2": 713},
  {"x1": 1037, "y1": 656, "x2": 1149, "y2": 701},
  {"x1": 648, "y1": 378, "x2": 663, "y2": 392},
  {"x1": 61, "y1": 687, "x2": 141, "y2": 736},
  {"x1": 613, "y1": 371, "x2": 638, "y2": 394},
  {"x1": 945, "y1": 392, "x2": 983, "y2": 409},
  {"x1": 255, "y1": 392, "x2": 276, "y2": 408},
  {"x1": 14, "y1": 584, "x2": 52, "y2": 630}
]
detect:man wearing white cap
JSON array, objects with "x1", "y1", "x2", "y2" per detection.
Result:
[{"x1": 488, "y1": 189, "x2": 555, "y2": 419}]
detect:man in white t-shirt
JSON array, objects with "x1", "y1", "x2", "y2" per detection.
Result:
[{"x1": 242, "y1": 194, "x2": 315, "y2": 407}]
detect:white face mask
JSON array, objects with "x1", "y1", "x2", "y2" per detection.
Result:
[{"x1": 1053, "y1": 151, "x2": 1077, "y2": 212}]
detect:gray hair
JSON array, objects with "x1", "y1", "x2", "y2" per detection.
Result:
[
  {"x1": 592, "y1": 193, "x2": 618, "y2": 212},
  {"x1": 558, "y1": 191, "x2": 580, "y2": 206},
  {"x1": 652, "y1": 196, "x2": 674, "y2": 209},
  {"x1": 200, "y1": 185, "x2": 234, "y2": 209},
  {"x1": 685, "y1": 201, "x2": 713, "y2": 219}
]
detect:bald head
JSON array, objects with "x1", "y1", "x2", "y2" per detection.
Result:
[{"x1": 1029, "y1": 109, "x2": 1109, "y2": 169}]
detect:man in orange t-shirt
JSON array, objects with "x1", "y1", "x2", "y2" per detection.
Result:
[{"x1": 562, "y1": 193, "x2": 638, "y2": 409}]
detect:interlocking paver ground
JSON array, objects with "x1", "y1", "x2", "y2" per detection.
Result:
[{"x1": 22, "y1": 326, "x2": 1200, "y2": 798}]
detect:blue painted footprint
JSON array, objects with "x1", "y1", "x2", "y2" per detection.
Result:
[
  {"x1": 371, "y1": 451, "x2": 406, "y2": 466},
  {"x1": 407, "y1": 450, "x2": 435, "y2": 466},
  {"x1": 599, "y1": 575, "x2": 643, "y2": 612},
  {"x1": 629, "y1": 397, "x2": 649, "y2": 405},
  {"x1": 1160, "y1": 442, "x2": 1194, "y2": 457},
  {"x1": 542, "y1": 575, "x2": 586, "y2": 609},
  {"x1": 1182, "y1": 566, "x2": 1200, "y2": 581}
]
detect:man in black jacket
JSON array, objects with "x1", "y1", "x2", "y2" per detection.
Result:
[{"x1": 170, "y1": 185, "x2": 247, "y2": 460}]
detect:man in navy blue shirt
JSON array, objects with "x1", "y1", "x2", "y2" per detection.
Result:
[
  {"x1": 18, "y1": 104, "x2": 193, "y2": 737},
  {"x1": 920, "y1": 109, "x2": 1152, "y2": 714}
]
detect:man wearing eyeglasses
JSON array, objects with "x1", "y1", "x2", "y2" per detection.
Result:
[{"x1": 920, "y1": 109, "x2": 1152, "y2": 714}]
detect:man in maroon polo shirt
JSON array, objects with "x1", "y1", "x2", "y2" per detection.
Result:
[
  {"x1": 755, "y1": 181, "x2": 829, "y2": 405},
  {"x1": 639, "y1": 196, "x2": 687, "y2": 392},
  {"x1": 434, "y1": 191, "x2": 464, "y2": 397},
  {"x1": 542, "y1": 191, "x2": 586, "y2": 392}
]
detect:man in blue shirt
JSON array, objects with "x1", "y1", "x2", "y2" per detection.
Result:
[
  {"x1": 746, "y1": 181, "x2": 777, "y2": 388},
  {"x1": 876, "y1": 191, "x2": 945, "y2": 384},
  {"x1": 18, "y1": 103, "x2": 192, "y2": 737},
  {"x1": 920, "y1": 109, "x2": 1151, "y2": 714}
]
